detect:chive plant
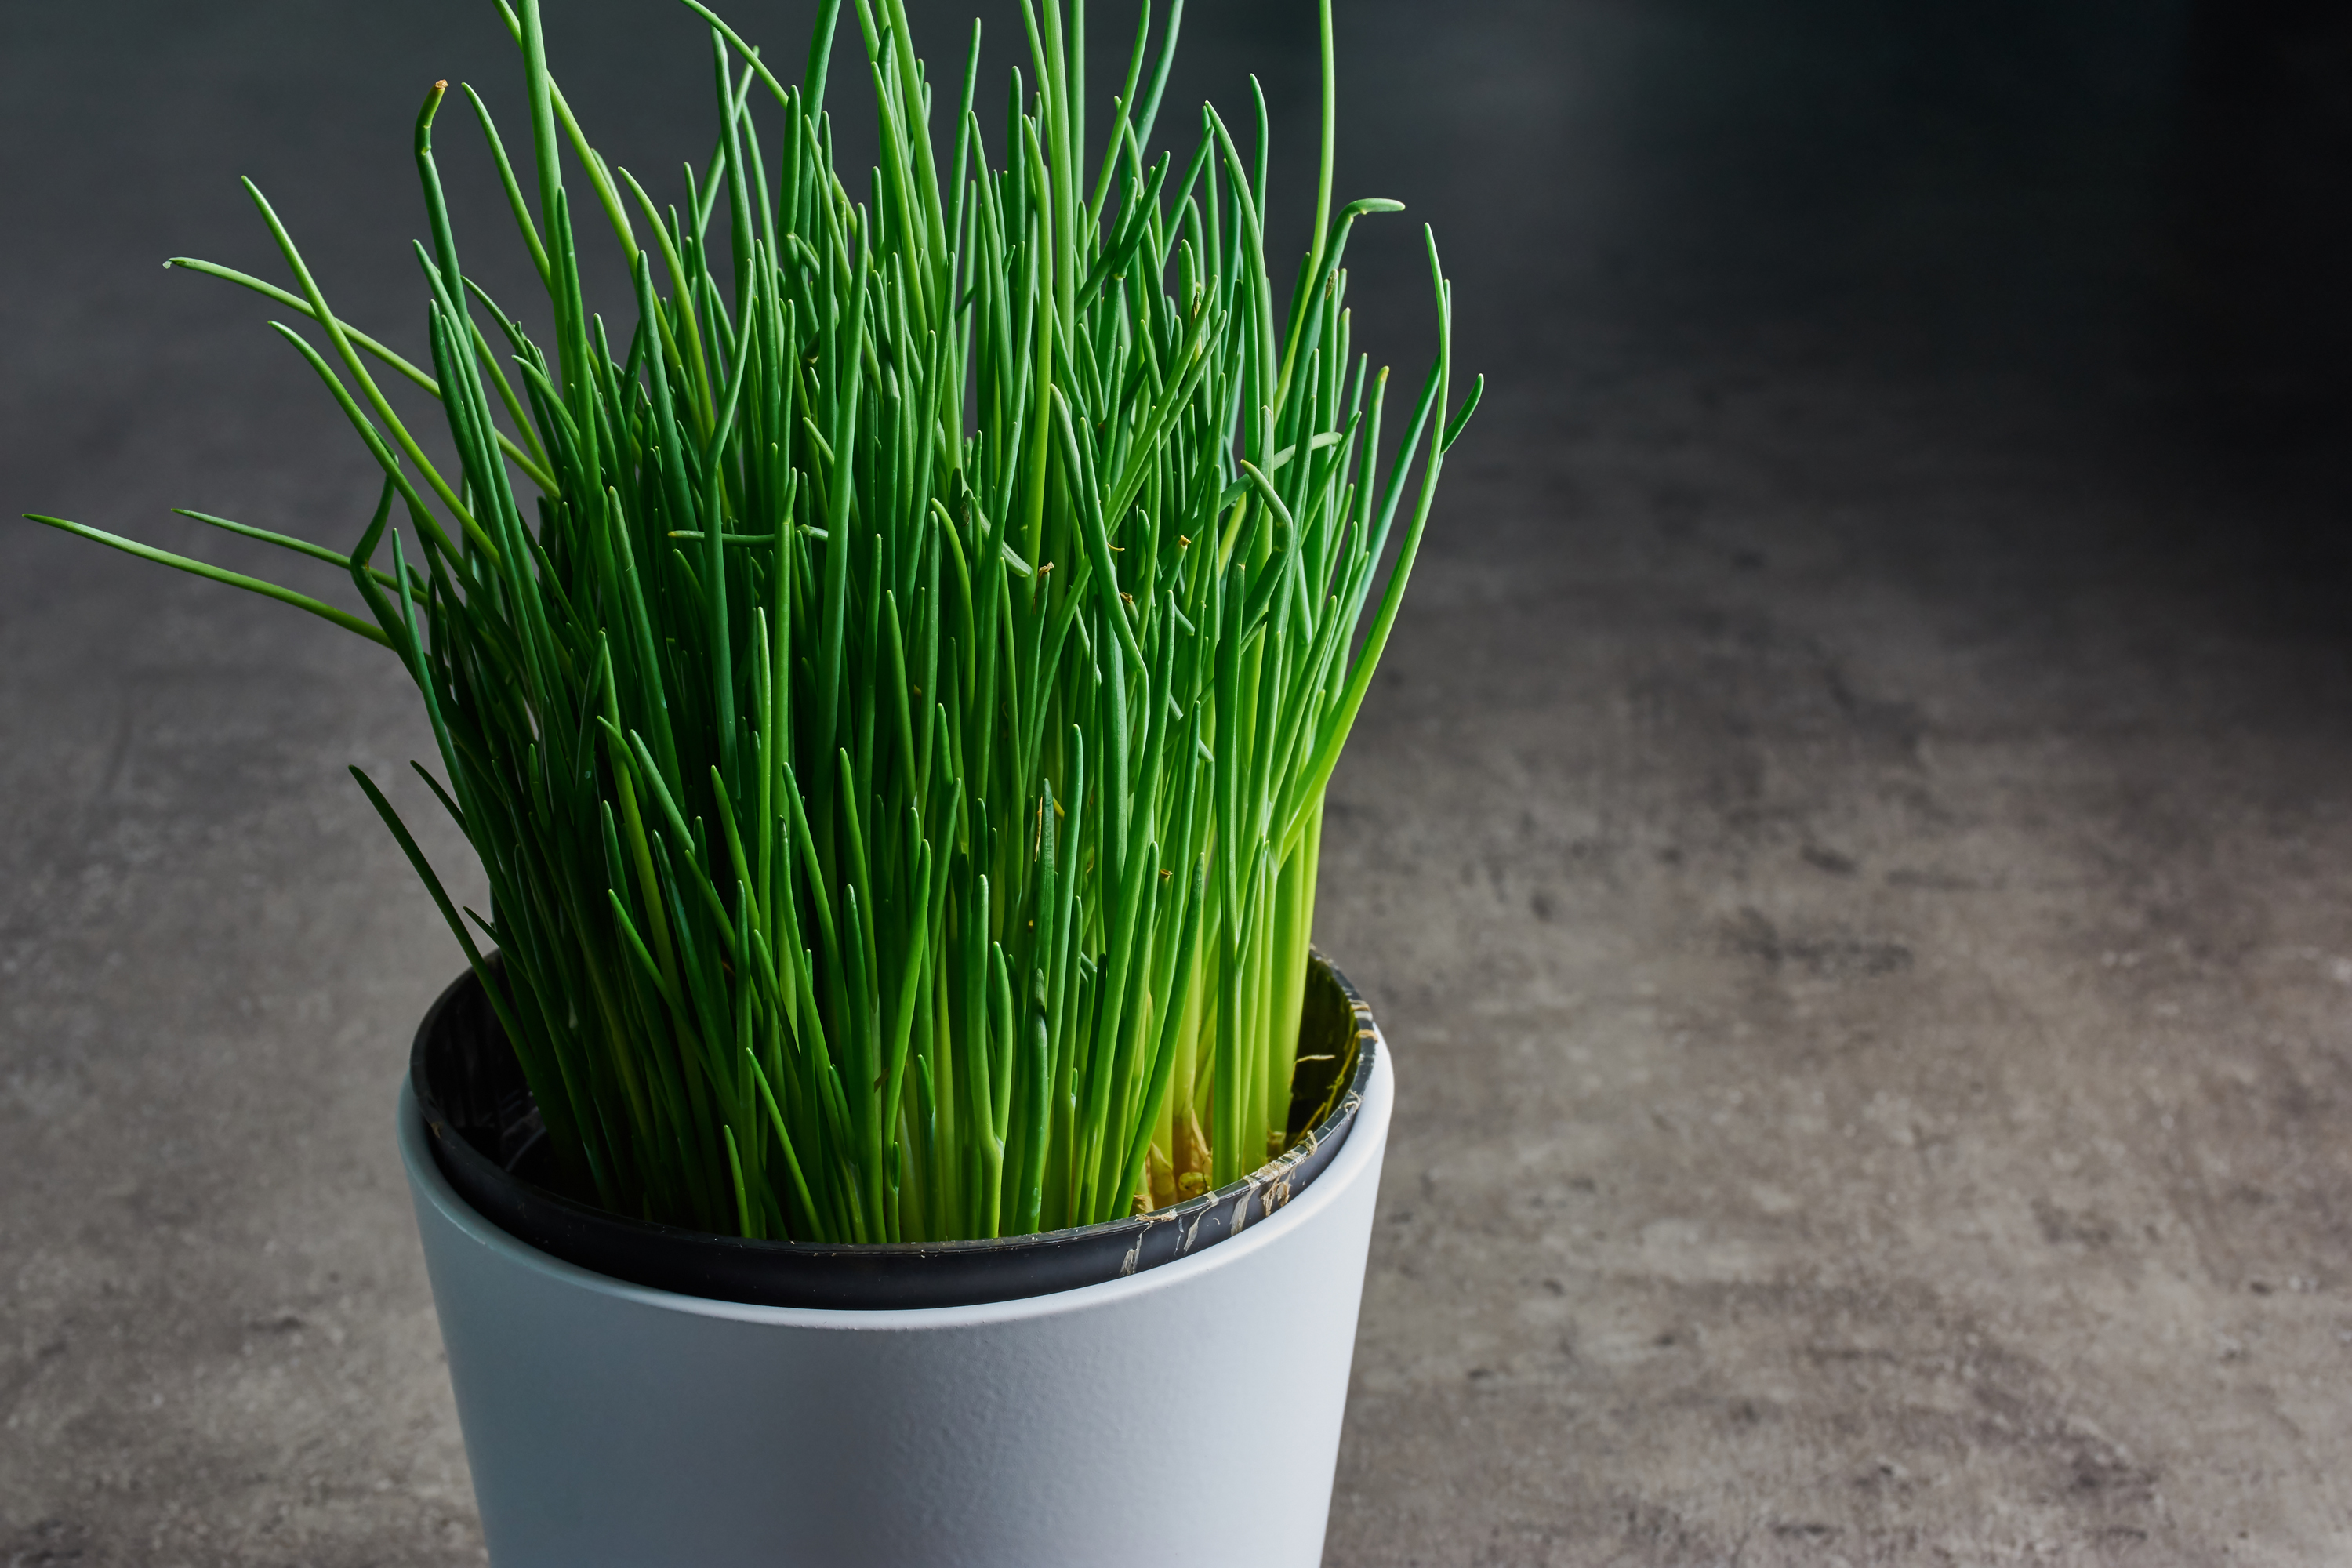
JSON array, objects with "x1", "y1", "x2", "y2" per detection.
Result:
[{"x1": 28, "y1": 0, "x2": 1478, "y2": 1243}]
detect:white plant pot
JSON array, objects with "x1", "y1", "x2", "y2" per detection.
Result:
[{"x1": 398, "y1": 1036, "x2": 1392, "y2": 1566}]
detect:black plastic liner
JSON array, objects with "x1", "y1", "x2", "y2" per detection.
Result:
[{"x1": 412, "y1": 952, "x2": 1380, "y2": 1310}]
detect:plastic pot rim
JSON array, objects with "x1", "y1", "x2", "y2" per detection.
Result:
[{"x1": 400, "y1": 1029, "x2": 1395, "y2": 1329}]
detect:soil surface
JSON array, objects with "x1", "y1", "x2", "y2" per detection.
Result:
[{"x1": 5, "y1": 1, "x2": 2350, "y2": 1563}]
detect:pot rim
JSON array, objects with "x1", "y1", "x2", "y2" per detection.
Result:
[
  {"x1": 401, "y1": 1023, "x2": 1395, "y2": 1328},
  {"x1": 410, "y1": 949, "x2": 1383, "y2": 1308}
]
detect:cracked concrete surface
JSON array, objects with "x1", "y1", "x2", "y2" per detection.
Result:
[{"x1": 5, "y1": 0, "x2": 2352, "y2": 1563}]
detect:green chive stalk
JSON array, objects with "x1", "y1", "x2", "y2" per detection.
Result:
[{"x1": 26, "y1": 0, "x2": 1479, "y2": 1241}]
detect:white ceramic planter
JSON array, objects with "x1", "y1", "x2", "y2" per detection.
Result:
[{"x1": 400, "y1": 1040, "x2": 1392, "y2": 1567}]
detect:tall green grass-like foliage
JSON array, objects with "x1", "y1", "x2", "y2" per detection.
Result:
[{"x1": 28, "y1": 0, "x2": 1478, "y2": 1242}]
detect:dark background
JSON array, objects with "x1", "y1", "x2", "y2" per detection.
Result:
[{"x1": 6, "y1": 1, "x2": 2352, "y2": 1562}]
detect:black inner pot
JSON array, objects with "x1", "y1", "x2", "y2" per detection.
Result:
[{"x1": 412, "y1": 952, "x2": 1379, "y2": 1310}]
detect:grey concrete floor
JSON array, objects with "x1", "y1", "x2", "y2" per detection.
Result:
[{"x1": 6, "y1": 0, "x2": 2352, "y2": 1563}]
